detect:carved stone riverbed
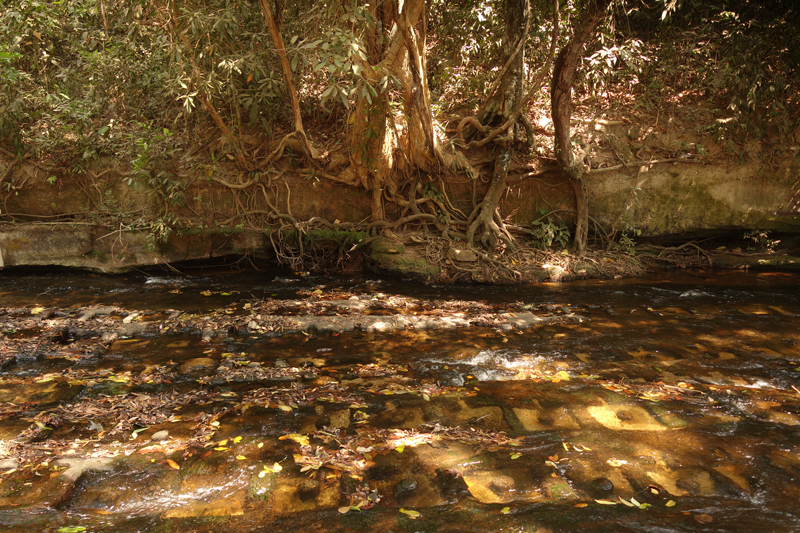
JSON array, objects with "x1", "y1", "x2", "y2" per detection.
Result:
[{"x1": 0, "y1": 267, "x2": 799, "y2": 532}]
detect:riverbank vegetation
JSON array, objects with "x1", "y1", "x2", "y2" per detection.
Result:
[{"x1": 1, "y1": 0, "x2": 798, "y2": 280}]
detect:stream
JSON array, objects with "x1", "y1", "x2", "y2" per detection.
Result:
[{"x1": 1, "y1": 266, "x2": 799, "y2": 532}]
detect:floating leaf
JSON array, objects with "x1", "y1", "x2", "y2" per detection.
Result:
[
  {"x1": 35, "y1": 376, "x2": 55, "y2": 383},
  {"x1": 595, "y1": 499, "x2": 618, "y2": 505},
  {"x1": 607, "y1": 459, "x2": 627, "y2": 467},
  {"x1": 574, "y1": 503, "x2": 589, "y2": 508},
  {"x1": 166, "y1": 459, "x2": 180, "y2": 470},
  {"x1": 277, "y1": 404, "x2": 292, "y2": 412},
  {"x1": 399, "y1": 508, "x2": 420, "y2": 519},
  {"x1": 57, "y1": 527, "x2": 87, "y2": 533},
  {"x1": 500, "y1": 507, "x2": 511, "y2": 514},
  {"x1": 236, "y1": 455, "x2": 246, "y2": 460},
  {"x1": 233, "y1": 436, "x2": 243, "y2": 444},
  {"x1": 395, "y1": 445, "x2": 405, "y2": 453},
  {"x1": 619, "y1": 497, "x2": 636, "y2": 507},
  {"x1": 510, "y1": 453, "x2": 521, "y2": 460},
  {"x1": 562, "y1": 442, "x2": 570, "y2": 451},
  {"x1": 213, "y1": 447, "x2": 229, "y2": 451},
  {"x1": 665, "y1": 500, "x2": 677, "y2": 507}
]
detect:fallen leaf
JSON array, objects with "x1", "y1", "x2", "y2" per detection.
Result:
[
  {"x1": 595, "y1": 499, "x2": 618, "y2": 505},
  {"x1": 399, "y1": 508, "x2": 420, "y2": 519},
  {"x1": 574, "y1": 503, "x2": 589, "y2": 508},
  {"x1": 279, "y1": 433, "x2": 309, "y2": 446},
  {"x1": 665, "y1": 500, "x2": 677, "y2": 507},
  {"x1": 236, "y1": 455, "x2": 246, "y2": 460},
  {"x1": 500, "y1": 506, "x2": 511, "y2": 514},
  {"x1": 167, "y1": 459, "x2": 180, "y2": 470},
  {"x1": 31, "y1": 307, "x2": 45, "y2": 315},
  {"x1": 694, "y1": 513, "x2": 713, "y2": 523},
  {"x1": 510, "y1": 453, "x2": 521, "y2": 460}
]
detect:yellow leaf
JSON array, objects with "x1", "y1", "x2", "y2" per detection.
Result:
[
  {"x1": 167, "y1": 459, "x2": 180, "y2": 470},
  {"x1": 31, "y1": 306, "x2": 45, "y2": 315},
  {"x1": 574, "y1": 503, "x2": 589, "y2": 508},
  {"x1": 595, "y1": 499, "x2": 618, "y2": 505},
  {"x1": 510, "y1": 453, "x2": 521, "y2": 460},
  {"x1": 395, "y1": 445, "x2": 405, "y2": 453},
  {"x1": 236, "y1": 455, "x2": 246, "y2": 460},
  {"x1": 666, "y1": 500, "x2": 677, "y2": 507},
  {"x1": 271, "y1": 462, "x2": 282, "y2": 472},
  {"x1": 233, "y1": 436, "x2": 242, "y2": 444},
  {"x1": 279, "y1": 434, "x2": 309, "y2": 446},
  {"x1": 554, "y1": 371, "x2": 570, "y2": 381},
  {"x1": 214, "y1": 447, "x2": 229, "y2": 451},
  {"x1": 258, "y1": 470, "x2": 268, "y2": 478},
  {"x1": 218, "y1": 439, "x2": 228, "y2": 446},
  {"x1": 399, "y1": 508, "x2": 420, "y2": 519},
  {"x1": 278, "y1": 404, "x2": 292, "y2": 412},
  {"x1": 500, "y1": 507, "x2": 511, "y2": 514},
  {"x1": 562, "y1": 442, "x2": 569, "y2": 451}
]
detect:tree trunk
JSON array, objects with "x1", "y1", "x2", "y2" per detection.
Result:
[
  {"x1": 259, "y1": 0, "x2": 319, "y2": 159},
  {"x1": 551, "y1": 0, "x2": 610, "y2": 254},
  {"x1": 465, "y1": 0, "x2": 529, "y2": 249}
]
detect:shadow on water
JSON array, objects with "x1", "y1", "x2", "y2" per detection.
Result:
[{"x1": 0, "y1": 267, "x2": 799, "y2": 532}]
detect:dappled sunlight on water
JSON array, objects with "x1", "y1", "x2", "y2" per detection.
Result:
[{"x1": 0, "y1": 268, "x2": 799, "y2": 531}]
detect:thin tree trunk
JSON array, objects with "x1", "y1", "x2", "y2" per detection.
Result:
[
  {"x1": 551, "y1": 0, "x2": 610, "y2": 254},
  {"x1": 465, "y1": 0, "x2": 529, "y2": 249},
  {"x1": 258, "y1": 0, "x2": 319, "y2": 158}
]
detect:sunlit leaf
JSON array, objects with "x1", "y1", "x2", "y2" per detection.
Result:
[
  {"x1": 500, "y1": 506, "x2": 511, "y2": 514},
  {"x1": 214, "y1": 447, "x2": 229, "y2": 451},
  {"x1": 31, "y1": 307, "x2": 45, "y2": 315},
  {"x1": 510, "y1": 453, "x2": 521, "y2": 460},
  {"x1": 167, "y1": 459, "x2": 180, "y2": 470},
  {"x1": 595, "y1": 499, "x2": 618, "y2": 505},
  {"x1": 395, "y1": 445, "x2": 405, "y2": 453},
  {"x1": 665, "y1": 500, "x2": 677, "y2": 507},
  {"x1": 233, "y1": 436, "x2": 243, "y2": 444},
  {"x1": 280, "y1": 434, "x2": 309, "y2": 446},
  {"x1": 236, "y1": 455, "x2": 246, "y2": 460},
  {"x1": 278, "y1": 404, "x2": 292, "y2": 412},
  {"x1": 562, "y1": 442, "x2": 569, "y2": 452},
  {"x1": 35, "y1": 376, "x2": 55, "y2": 383},
  {"x1": 400, "y1": 508, "x2": 420, "y2": 519},
  {"x1": 57, "y1": 527, "x2": 87, "y2": 533},
  {"x1": 574, "y1": 502, "x2": 589, "y2": 508},
  {"x1": 619, "y1": 497, "x2": 636, "y2": 507}
]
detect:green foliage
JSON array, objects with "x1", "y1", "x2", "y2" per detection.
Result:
[
  {"x1": 613, "y1": 229, "x2": 641, "y2": 255},
  {"x1": 124, "y1": 125, "x2": 185, "y2": 211},
  {"x1": 0, "y1": 0, "x2": 172, "y2": 160},
  {"x1": 531, "y1": 210, "x2": 571, "y2": 250}
]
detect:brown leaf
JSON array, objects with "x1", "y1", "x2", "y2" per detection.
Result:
[
  {"x1": 166, "y1": 459, "x2": 180, "y2": 470},
  {"x1": 694, "y1": 514, "x2": 713, "y2": 523}
]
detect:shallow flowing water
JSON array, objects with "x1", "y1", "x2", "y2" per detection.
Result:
[{"x1": 1, "y1": 266, "x2": 799, "y2": 532}]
